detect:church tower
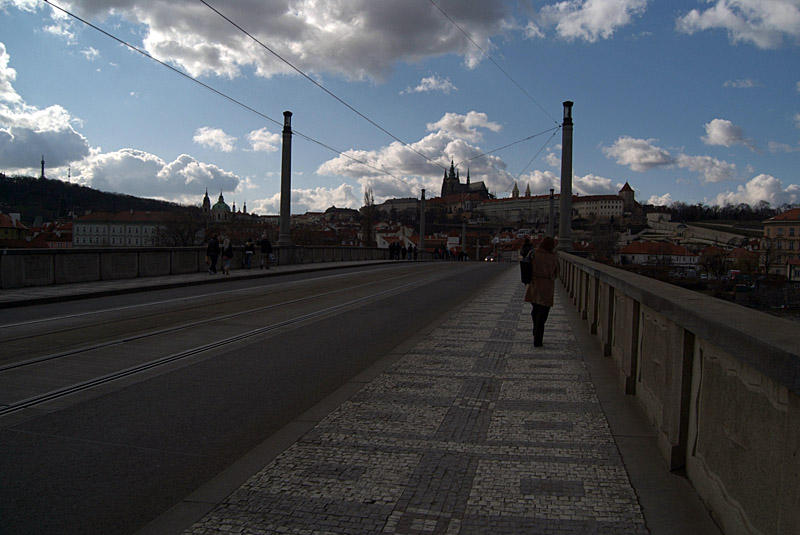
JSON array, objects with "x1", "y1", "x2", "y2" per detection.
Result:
[{"x1": 202, "y1": 189, "x2": 211, "y2": 214}]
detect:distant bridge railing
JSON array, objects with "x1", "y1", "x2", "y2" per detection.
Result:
[
  {"x1": 0, "y1": 245, "x2": 392, "y2": 289},
  {"x1": 560, "y1": 252, "x2": 799, "y2": 535}
]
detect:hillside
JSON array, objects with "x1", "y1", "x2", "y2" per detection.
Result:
[{"x1": 0, "y1": 175, "x2": 194, "y2": 224}]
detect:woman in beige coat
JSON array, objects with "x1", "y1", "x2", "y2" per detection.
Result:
[{"x1": 524, "y1": 237, "x2": 559, "y2": 347}]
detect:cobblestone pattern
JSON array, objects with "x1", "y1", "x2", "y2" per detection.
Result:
[{"x1": 185, "y1": 269, "x2": 648, "y2": 534}]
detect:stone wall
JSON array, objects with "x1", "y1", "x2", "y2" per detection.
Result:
[
  {"x1": 560, "y1": 252, "x2": 799, "y2": 535},
  {"x1": 0, "y1": 246, "x2": 390, "y2": 289}
]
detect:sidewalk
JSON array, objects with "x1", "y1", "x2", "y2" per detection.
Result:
[
  {"x1": 154, "y1": 267, "x2": 718, "y2": 535},
  {"x1": 0, "y1": 260, "x2": 396, "y2": 308}
]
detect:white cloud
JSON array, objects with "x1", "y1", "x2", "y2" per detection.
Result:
[
  {"x1": 0, "y1": 43, "x2": 21, "y2": 104},
  {"x1": 426, "y1": 111, "x2": 501, "y2": 143},
  {"x1": 251, "y1": 183, "x2": 360, "y2": 214},
  {"x1": 0, "y1": 42, "x2": 90, "y2": 169},
  {"x1": 73, "y1": 149, "x2": 240, "y2": 199},
  {"x1": 702, "y1": 118, "x2": 753, "y2": 149},
  {"x1": 677, "y1": 0, "x2": 800, "y2": 49},
  {"x1": 573, "y1": 173, "x2": 619, "y2": 195},
  {"x1": 192, "y1": 126, "x2": 236, "y2": 152},
  {"x1": 603, "y1": 135, "x2": 737, "y2": 182},
  {"x1": 247, "y1": 127, "x2": 280, "y2": 152},
  {"x1": 518, "y1": 170, "x2": 559, "y2": 195},
  {"x1": 794, "y1": 113, "x2": 800, "y2": 128},
  {"x1": 713, "y1": 174, "x2": 800, "y2": 206},
  {"x1": 18, "y1": 0, "x2": 512, "y2": 81},
  {"x1": 401, "y1": 75, "x2": 457, "y2": 95},
  {"x1": 545, "y1": 146, "x2": 561, "y2": 168},
  {"x1": 532, "y1": 0, "x2": 649, "y2": 42},
  {"x1": 80, "y1": 47, "x2": 100, "y2": 61},
  {"x1": 602, "y1": 136, "x2": 675, "y2": 171},
  {"x1": 317, "y1": 111, "x2": 514, "y2": 202},
  {"x1": 676, "y1": 154, "x2": 737, "y2": 183},
  {"x1": 648, "y1": 193, "x2": 673, "y2": 206},
  {"x1": 723, "y1": 78, "x2": 761, "y2": 88}
]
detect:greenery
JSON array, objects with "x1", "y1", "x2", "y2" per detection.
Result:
[{"x1": 0, "y1": 174, "x2": 192, "y2": 223}]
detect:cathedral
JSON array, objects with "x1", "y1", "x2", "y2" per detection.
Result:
[{"x1": 440, "y1": 160, "x2": 490, "y2": 199}]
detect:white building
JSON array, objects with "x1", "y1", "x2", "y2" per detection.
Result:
[{"x1": 73, "y1": 211, "x2": 172, "y2": 247}]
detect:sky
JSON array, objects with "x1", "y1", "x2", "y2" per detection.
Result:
[{"x1": 0, "y1": 0, "x2": 799, "y2": 215}]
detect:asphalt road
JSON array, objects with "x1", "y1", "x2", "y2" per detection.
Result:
[{"x1": 0, "y1": 262, "x2": 509, "y2": 535}]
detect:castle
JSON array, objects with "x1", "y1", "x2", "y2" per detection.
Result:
[{"x1": 440, "y1": 160, "x2": 490, "y2": 199}]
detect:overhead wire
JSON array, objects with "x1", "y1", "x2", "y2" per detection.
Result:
[
  {"x1": 198, "y1": 0, "x2": 447, "y2": 173},
  {"x1": 455, "y1": 125, "x2": 559, "y2": 169},
  {"x1": 41, "y1": 0, "x2": 406, "y2": 181},
  {"x1": 427, "y1": 0, "x2": 560, "y2": 127}
]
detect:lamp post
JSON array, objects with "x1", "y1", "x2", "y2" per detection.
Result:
[
  {"x1": 558, "y1": 101, "x2": 573, "y2": 251},
  {"x1": 278, "y1": 111, "x2": 293, "y2": 248}
]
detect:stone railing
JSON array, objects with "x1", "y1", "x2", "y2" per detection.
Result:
[
  {"x1": 559, "y1": 252, "x2": 799, "y2": 535},
  {"x1": 0, "y1": 245, "x2": 391, "y2": 289}
]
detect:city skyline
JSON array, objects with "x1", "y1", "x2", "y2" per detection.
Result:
[{"x1": 0, "y1": 0, "x2": 799, "y2": 214}]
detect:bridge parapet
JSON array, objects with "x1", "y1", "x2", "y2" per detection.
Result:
[
  {"x1": 0, "y1": 246, "x2": 391, "y2": 289},
  {"x1": 560, "y1": 252, "x2": 799, "y2": 535}
]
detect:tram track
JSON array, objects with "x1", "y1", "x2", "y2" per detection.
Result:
[{"x1": 0, "y1": 266, "x2": 456, "y2": 418}]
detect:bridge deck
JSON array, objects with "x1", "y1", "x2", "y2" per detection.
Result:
[{"x1": 151, "y1": 267, "x2": 718, "y2": 535}]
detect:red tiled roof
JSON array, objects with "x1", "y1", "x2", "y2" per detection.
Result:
[
  {"x1": 767, "y1": 208, "x2": 800, "y2": 222},
  {"x1": 0, "y1": 213, "x2": 28, "y2": 230},
  {"x1": 619, "y1": 182, "x2": 634, "y2": 192}
]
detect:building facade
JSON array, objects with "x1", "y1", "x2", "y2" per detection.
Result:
[
  {"x1": 762, "y1": 208, "x2": 800, "y2": 275},
  {"x1": 73, "y1": 211, "x2": 171, "y2": 247}
]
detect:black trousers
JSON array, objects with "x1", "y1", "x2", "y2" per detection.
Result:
[{"x1": 531, "y1": 304, "x2": 551, "y2": 346}]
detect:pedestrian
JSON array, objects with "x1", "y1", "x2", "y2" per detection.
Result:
[
  {"x1": 401, "y1": 244, "x2": 407, "y2": 260},
  {"x1": 524, "y1": 236, "x2": 559, "y2": 347},
  {"x1": 412, "y1": 245, "x2": 418, "y2": 261},
  {"x1": 259, "y1": 233, "x2": 272, "y2": 269},
  {"x1": 221, "y1": 236, "x2": 233, "y2": 275},
  {"x1": 520, "y1": 237, "x2": 533, "y2": 285},
  {"x1": 206, "y1": 233, "x2": 219, "y2": 274},
  {"x1": 244, "y1": 238, "x2": 255, "y2": 269}
]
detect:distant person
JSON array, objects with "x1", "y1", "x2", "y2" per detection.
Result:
[
  {"x1": 520, "y1": 237, "x2": 533, "y2": 285},
  {"x1": 412, "y1": 245, "x2": 418, "y2": 261},
  {"x1": 221, "y1": 236, "x2": 233, "y2": 275},
  {"x1": 524, "y1": 236, "x2": 559, "y2": 347},
  {"x1": 259, "y1": 234, "x2": 272, "y2": 269},
  {"x1": 244, "y1": 238, "x2": 255, "y2": 269},
  {"x1": 206, "y1": 234, "x2": 219, "y2": 274}
]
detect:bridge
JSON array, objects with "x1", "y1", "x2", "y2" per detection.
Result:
[{"x1": 0, "y1": 255, "x2": 796, "y2": 534}]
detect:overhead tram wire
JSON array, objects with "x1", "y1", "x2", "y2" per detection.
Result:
[
  {"x1": 428, "y1": 0, "x2": 560, "y2": 127},
  {"x1": 455, "y1": 125, "x2": 559, "y2": 169},
  {"x1": 41, "y1": 0, "x2": 405, "y2": 182},
  {"x1": 198, "y1": 0, "x2": 448, "y2": 174}
]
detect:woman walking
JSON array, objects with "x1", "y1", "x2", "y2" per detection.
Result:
[
  {"x1": 221, "y1": 236, "x2": 233, "y2": 275},
  {"x1": 524, "y1": 237, "x2": 559, "y2": 347}
]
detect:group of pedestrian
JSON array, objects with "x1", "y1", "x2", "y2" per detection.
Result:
[
  {"x1": 205, "y1": 233, "x2": 274, "y2": 275},
  {"x1": 520, "y1": 236, "x2": 559, "y2": 348},
  {"x1": 389, "y1": 242, "x2": 417, "y2": 260}
]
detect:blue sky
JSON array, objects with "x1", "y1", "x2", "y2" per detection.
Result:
[{"x1": 0, "y1": 0, "x2": 798, "y2": 214}]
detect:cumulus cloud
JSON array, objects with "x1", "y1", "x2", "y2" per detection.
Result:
[
  {"x1": 648, "y1": 193, "x2": 673, "y2": 206},
  {"x1": 677, "y1": 0, "x2": 800, "y2": 49},
  {"x1": 676, "y1": 154, "x2": 737, "y2": 183},
  {"x1": 192, "y1": 126, "x2": 236, "y2": 152},
  {"x1": 401, "y1": 75, "x2": 457, "y2": 95},
  {"x1": 518, "y1": 170, "x2": 559, "y2": 195},
  {"x1": 426, "y1": 111, "x2": 501, "y2": 143},
  {"x1": 530, "y1": 0, "x2": 648, "y2": 42},
  {"x1": 0, "y1": 43, "x2": 90, "y2": 170},
  {"x1": 794, "y1": 113, "x2": 800, "y2": 128},
  {"x1": 73, "y1": 149, "x2": 240, "y2": 199},
  {"x1": 603, "y1": 136, "x2": 675, "y2": 171},
  {"x1": 713, "y1": 174, "x2": 800, "y2": 207},
  {"x1": 702, "y1": 118, "x2": 754, "y2": 149},
  {"x1": 573, "y1": 173, "x2": 619, "y2": 195},
  {"x1": 317, "y1": 111, "x2": 513, "y2": 204},
  {"x1": 251, "y1": 183, "x2": 361, "y2": 214},
  {"x1": 247, "y1": 127, "x2": 280, "y2": 152},
  {"x1": 603, "y1": 135, "x2": 737, "y2": 182},
  {"x1": 15, "y1": 0, "x2": 512, "y2": 81}
]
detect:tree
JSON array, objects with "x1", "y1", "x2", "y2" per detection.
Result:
[{"x1": 360, "y1": 187, "x2": 376, "y2": 247}]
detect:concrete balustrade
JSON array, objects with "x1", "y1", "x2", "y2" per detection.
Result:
[
  {"x1": 0, "y1": 246, "x2": 391, "y2": 289},
  {"x1": 559, "y1": 252, "x2": 800, "y2": 535}
]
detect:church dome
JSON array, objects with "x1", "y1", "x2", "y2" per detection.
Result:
[{"x1": 211, "y1": 192, "x2": 232, "y2": 221}]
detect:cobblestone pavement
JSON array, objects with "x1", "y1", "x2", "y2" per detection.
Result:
[{"x1": 185, "y1": 269, "x2": 648, "y2": 534}]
